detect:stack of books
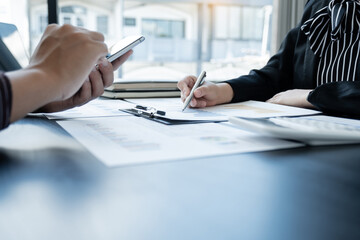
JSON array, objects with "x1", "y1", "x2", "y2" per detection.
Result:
[{"x1": 102, "y1": 79, "x2": 180, "y2": 99}]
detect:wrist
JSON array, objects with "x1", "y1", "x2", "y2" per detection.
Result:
[
  {"x1": 7, "y1": 68, "x2": 61, "y2": 111},
  {"x1": 216, "y1": 83, "x2": 234, "y2": 105},
  {"x1": 303, "y1": 90, "x2": 316, "y2": 109},
  {"x1": 25, "y1": 66, "x2": 64, "y2": 101}
]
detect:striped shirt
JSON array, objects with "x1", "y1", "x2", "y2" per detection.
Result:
[
  {"x1": 0, "y1": 71, "x2": 12, "y2": 130},
  {"x1": 301, "y1": 0, "x2": 360, "y2": 86}
]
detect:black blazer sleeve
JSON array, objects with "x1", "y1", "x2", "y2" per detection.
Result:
[
  {"x1": 223, "y1": 0, "x2": 320, "y2": 103},
  {"x1": 308, "y1": 82, "x2": 360, "y2": 116},
  {"x1": 225, "y1": 26, "x2": 299, "y2": 103}
]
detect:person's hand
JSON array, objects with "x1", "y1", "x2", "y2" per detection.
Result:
[
  {"x1": 8, "y1": 24, "x2": 120, "y2": 122},
  {"x1": 266, "y1": 89, "x2": 315, "y2": 108},
  {"x1": 37, "y1": 50, "x2": 133, "y2": 113},
  {"x1": 27, "y1": 24, "x2": 109, "y2": 101},
  {"x1": 177, "y1": 75, "x2": 234, "y2": 108}
]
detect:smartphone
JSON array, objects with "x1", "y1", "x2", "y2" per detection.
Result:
[{"x1": 106, "y1": 35, "x2": 145, "y2": 62}]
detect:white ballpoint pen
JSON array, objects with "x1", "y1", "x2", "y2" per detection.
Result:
[{"x1": 182, "y1": 70, "x2": 207, "y2": 112}]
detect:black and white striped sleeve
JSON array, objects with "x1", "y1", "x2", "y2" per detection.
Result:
[{"x1": 0, "y1": 71, "x2": 12, "y2": 130}]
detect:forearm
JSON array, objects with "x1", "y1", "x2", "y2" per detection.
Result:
[{"x1": 6, "y1": 68, "x2": 61, "y2": 122}]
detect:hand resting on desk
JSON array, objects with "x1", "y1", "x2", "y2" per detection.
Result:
[{"x1": 266, "y1": 89, "x2": 315, "y2": 109}]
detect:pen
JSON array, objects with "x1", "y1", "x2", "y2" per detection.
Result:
[{"x1": 182, "y1": 70, "x2": 207, "y2": 112}]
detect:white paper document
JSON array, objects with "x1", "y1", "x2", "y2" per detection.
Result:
[
  {"x1": 57, "y1": 116, "x2": 303, "y2": 167},
  {"x1": 124, "y1": 98, "x2": 228, "y2": 121},
  {"x1": 230, "y1": 115, "x2": 360, "y2": 146},
  {"x1": 44, "y1": 98, "x2": 133, "y2": 120},
  {"x1": 203, "y1": 100, "x2": 320, "y2": 118},
  {"x1": 125, "y1": 98, "x2": 320, "y2": 122}
]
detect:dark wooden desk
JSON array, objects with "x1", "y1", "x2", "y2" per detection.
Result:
[{"x1": 0, "y1": 117, "x2": 359, "y2": 240}]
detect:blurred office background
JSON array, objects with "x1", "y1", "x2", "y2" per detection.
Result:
[{"x1": 0, "y1": 0, "x2": 306, "y2": 81}]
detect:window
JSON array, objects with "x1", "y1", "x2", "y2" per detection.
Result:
[
  {"x1": 123, "y1": 1, "x2": 272, "y2": 80},
  {"x1": 240, "y1": 7, "x2": 264, "y2": 40},
  {"x1": 60, "y1": 5, "x2": 87, "y2": 28},
  {"x1": 1, "y1": 0, "x2": 274, "y2": 82},
  {"x1": 77, "y1": 17, "x2": 85, "y2": 28},
  {"x1": 63, "y1": 16, "x2": 71, "y2": 25},
  {"x1": 214, "y1": 5, "x2": 265, "y2": 40},
  {"x1": 97, "y1": 16, "x2": 108, "y2": 35},
  {"x1": 61, "y1": 5, "x2": 87, "y2": 15},
  {"x1": 39, "y1": 15, "x2": 48, "y2": 33},
  {"x1": 124, "y1": 18, "x2": 136, "y2": 26},
  {"x1": 171, "y1": 21, "x2": 185, "y2": 39},
  {"x1": 142, "y1": 19, "x2": 185, "y2": 38}
]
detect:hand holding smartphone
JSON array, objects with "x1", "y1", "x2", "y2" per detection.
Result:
[{"x1": 106, "y1": 35, "x2": 145, "y2": 62}]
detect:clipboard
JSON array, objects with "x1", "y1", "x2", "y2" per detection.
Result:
[{"x1": 121, "y1": 105, "x2": 222, "y2": 125}]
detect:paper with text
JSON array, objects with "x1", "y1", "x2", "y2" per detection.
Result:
[
  {"x1": 57, "y1": 116, "x2": 303, "y2": 167},
  {"x1": 44, "y1": 98, "x2": 133, "y2": 120},
  {"x1": 125, "y1": 98, "x2": 320, "y2": 121}
]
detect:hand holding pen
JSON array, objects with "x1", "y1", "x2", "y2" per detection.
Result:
[
  {"x1": 177, "y1": 71, "x2": 234, "y2": 110},
  {"x1": 182, "y1": 71, "x2": 207, "y2": 111}
]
